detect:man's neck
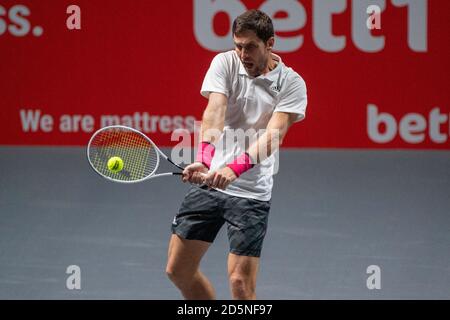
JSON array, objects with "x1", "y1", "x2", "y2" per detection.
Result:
[{"x1": 264, "y1": 56, "x2": 278, "y2": 74}]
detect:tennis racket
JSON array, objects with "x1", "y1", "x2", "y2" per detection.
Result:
[{"x1": 87, "y1": 125, "x2": 200, "y2": 183}]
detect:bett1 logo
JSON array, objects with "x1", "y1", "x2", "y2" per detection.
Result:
[
  {"x1": 194, "y1": 0, "x2": 428, "y2": 53},
  {"x1": 368, "y1": 105, "x2": 449, "y2": 145}
]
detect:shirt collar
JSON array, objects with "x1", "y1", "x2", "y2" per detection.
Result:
[{"x1": 260, "y1": 53, "x2": 283, "y2": 83}]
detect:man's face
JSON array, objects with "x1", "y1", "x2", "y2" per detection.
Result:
[{"x1": 233, "y1": 31, "x2": 273, "y2": 77}]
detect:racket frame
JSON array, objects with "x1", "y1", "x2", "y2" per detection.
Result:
[{"x1": 87, "y1": 125, "x2": 184, "y2": 183}]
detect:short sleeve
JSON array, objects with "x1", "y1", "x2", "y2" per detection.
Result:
[
  {"x1": 200, "y1": 53, "x2": 231, "y2": 98},
  {"x1": 274, "y1": 74, "x2": 307, "y2": 123}
]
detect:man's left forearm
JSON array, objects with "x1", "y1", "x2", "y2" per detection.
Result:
[{"x1": 247, "y1": 112, "x2": 295, "y2": 164}]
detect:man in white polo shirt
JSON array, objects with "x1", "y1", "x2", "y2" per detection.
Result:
[{"x1": 166, "y1": 9, "x2": 307, "y2": 300}]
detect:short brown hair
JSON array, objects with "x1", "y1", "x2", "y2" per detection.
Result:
[{"x1": 232, "y1": 9, "x2": 274, "y2": 43}]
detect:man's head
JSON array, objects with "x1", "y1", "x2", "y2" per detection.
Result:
[{"x1": 232, "y1": 10, "x2": 275, "y2": 77}]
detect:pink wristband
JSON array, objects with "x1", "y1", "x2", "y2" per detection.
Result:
[
  {"x1": 196, "y1": 142, "x2": 215, "y2": 169},
  {"x1": 227, "y1": 152, "x2": 254, "y2": 177}
]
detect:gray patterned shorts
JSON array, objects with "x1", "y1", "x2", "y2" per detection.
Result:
[{"x1": 172, "y1": 184, "x2": 271, "y2": 257}]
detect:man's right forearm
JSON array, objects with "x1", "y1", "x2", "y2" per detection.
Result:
[{"x1": 199, "y1": 93, "x2": 227, "y2": 144}]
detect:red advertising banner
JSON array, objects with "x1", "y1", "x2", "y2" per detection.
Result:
[{"x1": 1, "y1": 0, "x2": 449, "y2": 149}]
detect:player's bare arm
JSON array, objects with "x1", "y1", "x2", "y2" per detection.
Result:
[
  {"x1": 182, "y1": 92, "x2": 227, "y2": 184},
  {"x1": 204, "y1": 111, "x2": 297, "y2": 190},
  {"x1": 247, "y1": 111, "x2": 297, "y2": 163}
]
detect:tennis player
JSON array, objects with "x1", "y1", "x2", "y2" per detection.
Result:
[{"x1": 166, "y1": 9, "x2": 307, "y2": 300}]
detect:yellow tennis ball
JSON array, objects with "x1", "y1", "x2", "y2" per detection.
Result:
[{"x1": 107, "y1": 156, "x2": 124, "y2": 173}]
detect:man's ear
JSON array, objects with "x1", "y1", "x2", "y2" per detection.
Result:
[{"x1": 267, "y1": 37, "x2": 275, "y2": 50}]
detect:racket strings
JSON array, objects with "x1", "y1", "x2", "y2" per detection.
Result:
[{"x1": 88, "y1": 127, "x2": 158, "y2": 182}]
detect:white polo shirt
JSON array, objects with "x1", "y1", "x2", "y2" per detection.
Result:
[{"x1": 200, "y1": 50, "x2": 307, "y2": 201}]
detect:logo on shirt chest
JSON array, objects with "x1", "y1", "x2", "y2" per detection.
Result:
[{"x1": 270, "y1": 85, "x2": 281, "y2": 93}]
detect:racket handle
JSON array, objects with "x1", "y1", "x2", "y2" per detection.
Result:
[{"x1": 174, "y1": 172, "x2": 207, "y2": 177}]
